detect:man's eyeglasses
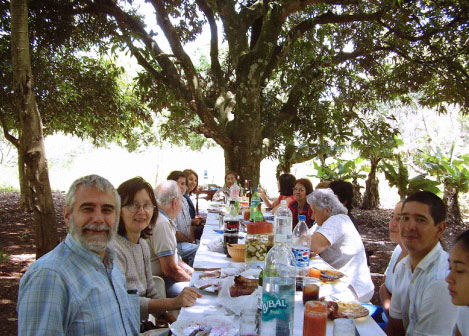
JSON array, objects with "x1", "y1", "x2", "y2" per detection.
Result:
[{"x1": 125, "y1": 203, "x2": 156, "y2": 213}]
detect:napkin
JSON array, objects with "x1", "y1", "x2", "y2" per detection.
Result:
[
  {"x1": 204, "y1": 236, "x2": 224, "y2": 253},
  {"x1": 217, "y1": 276, "x2": 262, "y2": 315}
]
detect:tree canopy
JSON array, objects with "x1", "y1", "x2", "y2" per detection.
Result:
[{"x1": 56, "y1": 0, "x2": 466, "y2": 185}]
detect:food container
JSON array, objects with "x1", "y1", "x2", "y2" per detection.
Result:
[
  {"x1": 245, "y1": 221, "x2": 273, "y2": 267},
  {"x1": 227, "y1": 244, "x2": 246, "y2": 262}
]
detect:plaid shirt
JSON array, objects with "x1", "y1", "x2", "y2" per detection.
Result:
[{"x1": 17, "y1": 234, "x2": 139, "y2": 336}]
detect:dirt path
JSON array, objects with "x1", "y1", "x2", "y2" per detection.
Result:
[{"x1": 0, "y1": 191, "x2": 467, "y2": 335}]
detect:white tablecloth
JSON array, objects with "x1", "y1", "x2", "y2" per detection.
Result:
[{"x1": 177, "y1": 211, "x2": 385, "y2": 336}]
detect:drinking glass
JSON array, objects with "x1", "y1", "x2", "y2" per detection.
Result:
[
  {"x1": 303, "y1": 301, "x2": 327, "y2": 336},
  {"x1": 239, "y1": 308, "x2": 258, "y2": 336},
  {"x1": 302, "y1": 277, "x2": 320, "y2": 304}
]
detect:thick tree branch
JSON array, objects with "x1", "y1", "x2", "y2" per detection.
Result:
[
  {"x1": 195, "y1": 0, "x2": 224, "y2": 88},
  {"x1": 263, "y1": 10, "x2": 384, "y2": 82},
  {"x1": 152, "y1": 1, "x2": 228, "y2": 145},
  {"x1": 0, "y1": 110, "x2": 19, "y2": 148}
]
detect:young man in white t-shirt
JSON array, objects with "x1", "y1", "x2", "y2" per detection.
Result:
[{"x1": 386, "y1": 191, "x2": 457, "y2": 336}]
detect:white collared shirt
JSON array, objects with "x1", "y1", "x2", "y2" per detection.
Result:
[
  {"x1": 390, "y1": 242, "x2": 457, "y2": 335},
  {"x1": 455, "y1": 306, "x2": 469, "y2": 336}
]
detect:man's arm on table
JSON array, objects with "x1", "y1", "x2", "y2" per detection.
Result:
[
  {"x1": 386, "y1": 317, "x2": 405, "y2": 336},
  {"x1": 17, "y1": 268, "x2": 67, "y2": 336},
  {"x1": 160, "y1": 255, "x2": 192, "y2": 281}
]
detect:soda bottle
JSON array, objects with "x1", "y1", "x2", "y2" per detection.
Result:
[
  {"x1": 260, "y1": 211, "x2": 296, "y2": 336},
  {"x1": 274, "y1": 200, "x2": 293, "y2": 246},
  {"x1": 291, "y1": 215, "x2": 311, "y2": 278},
  {"x1": 223, "y1": 200, "x2": 239, "y2": 257},
  {"x1": 250, "y1": 188, "x2": 261, "y2": 221}
]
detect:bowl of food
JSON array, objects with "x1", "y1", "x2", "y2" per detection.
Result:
[{"x1": 227, "y1": 244, "x2": 246, "y2": 262}]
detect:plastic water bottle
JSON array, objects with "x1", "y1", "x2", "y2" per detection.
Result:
[
  {"x1": 260, "y1": 212, "x2": 296, "y2": 336},
  {"x1": 292, "y1": 215, "x2": 311, "y2": 278},
  {"x1": 274, "y1": 200, "x2": 293, "y2": 246}
]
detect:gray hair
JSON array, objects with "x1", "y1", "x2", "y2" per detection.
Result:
[
  {"x1": 307, "y1": 188, "x2": 348, "y2": 216},
  {"x1": 154, "y1": 180, "x2": 181, "y2": 206},
  {"x1": 65, "y1": 175, "x2": 121, "y2": 215}
]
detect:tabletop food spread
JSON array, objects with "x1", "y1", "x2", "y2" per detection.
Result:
[{"x1": 169, "y1": 202, "x2": 385, "y2": 336}]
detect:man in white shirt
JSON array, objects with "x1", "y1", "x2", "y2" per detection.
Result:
[{"x1": 386, "y1": 191, "x2": 457, "y2": 336}]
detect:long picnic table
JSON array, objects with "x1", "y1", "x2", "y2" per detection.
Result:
[{"x1": 176, "y1": 210, "x2": 385, "y2": 336}]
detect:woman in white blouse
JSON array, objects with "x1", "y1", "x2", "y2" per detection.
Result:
[
  {"x1": 307, "y1": 188, "x2": 374, "y2": 302},
  {"x1": 379, "y1": 201, "x2": 408, "y2": 318},
  {"x1": 446, "y1": 229, "x2": 469, "y2": 336}
]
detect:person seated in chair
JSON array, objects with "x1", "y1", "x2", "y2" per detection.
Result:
[
  {"x1": 147, "y1": 180, "x2": 195, "y2": 298},
  {"x1": 110, "y1": 177, "x2": 200, "y2": 329}
]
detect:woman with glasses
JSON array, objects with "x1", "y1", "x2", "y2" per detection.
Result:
[
  {"x1": 110, "y1": 177, "x2": 200, "y2": 330},
  {"x1": 288, "y1": 178, "x2": 314, "y2": 229}
]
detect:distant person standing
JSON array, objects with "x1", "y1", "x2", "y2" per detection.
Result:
[
  {"x1": 17, "y1": 175, "x2": 139, "y2": 335},
  {"x1": 387, "y1": 191, "x2": 457, "y2": 336}
]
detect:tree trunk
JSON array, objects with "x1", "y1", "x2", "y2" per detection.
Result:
[
  {"x1": 10, "y1": 0, "x2": 58, "y2": 258},
  {"x1": 361, "y1": 158, "x2": 380, "y2": 209},
  {"x1": 18, "y1": 149, "x2": 33, "y2": 210},
  {"x1": 351, "y1": 177, "x2": 362, "y2": 208},
  {"x1": 443, "y1": 183, "x2": 462, "y2": 226}
]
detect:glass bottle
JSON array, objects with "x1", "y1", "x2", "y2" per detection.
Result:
[{"x1": 223, "y1": 200, "x2": 239, "y2": 257}]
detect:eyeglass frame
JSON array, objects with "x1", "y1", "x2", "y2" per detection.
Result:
[{"x1": 124, "y1": 202, "x2": 157, "y2": 213}]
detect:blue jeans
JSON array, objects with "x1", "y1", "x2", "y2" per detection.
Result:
[{"x1": 177, "y1": 242, "x2": 198, "y2": 267}]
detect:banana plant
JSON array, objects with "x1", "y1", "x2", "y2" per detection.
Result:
[
  {"x1": 420, "y1": 143, "x2": 469, "y2": 225},
  {"x1": 381, "y1": 154, "x2": 440, "y2": 200}
]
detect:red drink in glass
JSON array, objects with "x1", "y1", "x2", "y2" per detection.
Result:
[
  {"x1": 303, "y1": 301, "x2": 327, "y2": 336},
  {"x1": 303, "y1": 284, "x2": 320, "y2": 304}
]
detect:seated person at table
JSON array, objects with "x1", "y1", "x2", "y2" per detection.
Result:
[
  {"x1": 259, "y1": 173, "x2": 295, "y2": 213},
  {"x1": 212, "y1": 170, "x2": 238, "y2": 202},
  {"x1": 329, "y1": 180, "x2": 357, "y2": 226},
  {"x1": 17, "y1": 175, "x2": 140, "y2": 335},
  {"x1": 167, "y1": 170, "x2": 198, "y2": 266},
  {"x1": 386, "y1": 191, "x2": 457, "y2": 336},
  {"x1": 110, "y1": 177, "x2": 200, "y2": 326},
  {"x1": 307, "y1": 188, "x2": 374, "y2": 302},
  {"x1": 183, "y1": 169, "x2": 205, "y2": 240},
  {"x1": 147, "y1": 180, "x2": 194, "y2": 298},
  {"x1": 446, "y1": 229, "x2": 469, "y2": 336},
  {"x1": 379, "y1": 201, "x2": 407, "y2": 320},
  {"x1": 289, "y1": 178, "x2": 314, "y2": 228}
]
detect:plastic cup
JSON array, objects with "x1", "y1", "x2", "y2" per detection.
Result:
[
  {"x1": 333, "y1": 318, "x2": 355, "y2": 336},
  {"x1": 303, "y1": 301, "x2": 327, "y2": 336}
]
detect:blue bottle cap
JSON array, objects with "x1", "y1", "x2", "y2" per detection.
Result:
[{"x1": 298, "y1": 215, "x2": 306, "y2": 221}]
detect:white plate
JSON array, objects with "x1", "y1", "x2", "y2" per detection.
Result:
[
  {"x1": 193, "y1": 278, "x2": 223, "y2": 293},
  {"x1": 170, "y1": 316, "x2": 238, "y2": 336}
]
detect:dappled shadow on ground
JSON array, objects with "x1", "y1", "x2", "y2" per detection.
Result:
[{"x1": 0, "y1": 191, "x2": 467, "y2": 335}]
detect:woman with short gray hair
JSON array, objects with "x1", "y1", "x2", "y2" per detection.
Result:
[{"x1": 307, "y1": 188, "x2": 374, "y2": 302}]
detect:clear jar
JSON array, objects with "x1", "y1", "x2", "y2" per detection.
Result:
[{"x1": 245, "y1": 222, "x2": 273, "y2": 267}]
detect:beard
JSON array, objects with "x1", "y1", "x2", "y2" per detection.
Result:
[{"x1": 69, "y1": 218, "x2": 116, "y2": 252}]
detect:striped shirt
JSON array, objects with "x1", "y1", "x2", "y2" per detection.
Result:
[{"x1": 17, "y1": 234, "x2": 140, "y2": 336}]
